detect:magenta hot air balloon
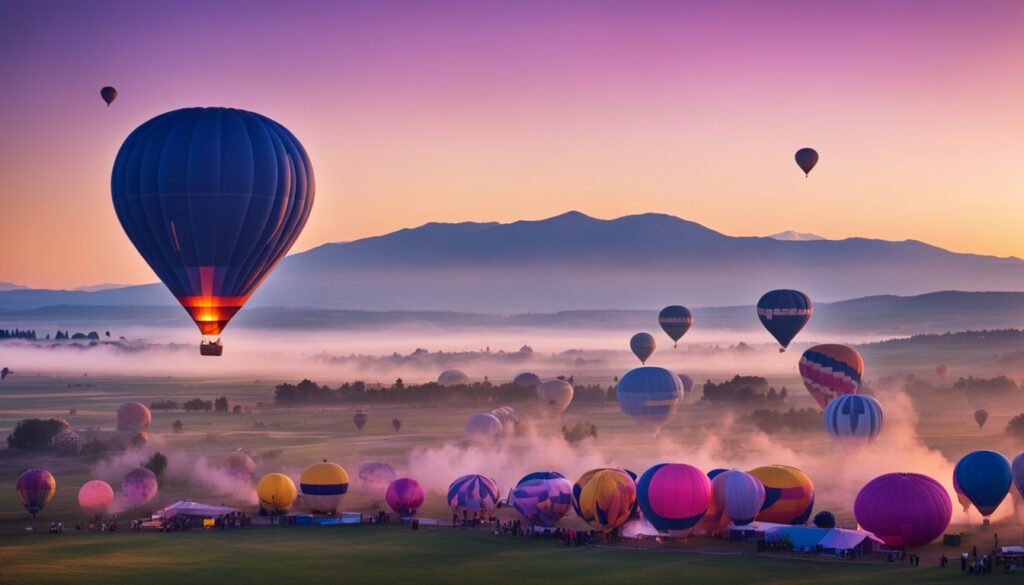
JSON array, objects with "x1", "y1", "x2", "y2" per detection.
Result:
[
  {"x1": 122, "y1": 467, "x2": 159, "y2": 506},
  {"x1": 636, "y1": 463, "x2": 711, "y2": 538},
  {"x1": 854, "y1": 472, "x2": 951, "y2": 548},
  {"x1": 386, "y1": 478, "x2": 425, "y2": 517},
  {"x1": 78, "y1": 480, "x2": 115, "y2": 515}
]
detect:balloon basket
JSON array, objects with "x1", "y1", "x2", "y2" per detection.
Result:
[{"x1": 200, "y1": 340, "x2": 224, "y2": 356}]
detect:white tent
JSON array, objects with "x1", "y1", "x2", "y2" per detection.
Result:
[{"x1": 158, "y1": 500, "x2": 239, "y2": 519}]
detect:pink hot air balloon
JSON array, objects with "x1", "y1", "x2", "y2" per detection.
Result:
[
  {"x1": 386, "y1": 478, "x2": 425, "y2": 517},
  {"x1": 854, "y1": 472, "x2": 951, "y2": 548},
  {"x1": 117, "y1": 402, "x2": 152, "y2": 432},
  {"x1": 122, "y1": 467, "x2": 159, "y2": 506},
  {"x1": 78, "y1": 480, "x2": 115, "y2": 515},
  {"x1": 636, "y1": 463, "x2": 711, "y2": 538}
]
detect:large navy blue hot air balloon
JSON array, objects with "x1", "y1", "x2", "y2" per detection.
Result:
[
  {"x1": 794, "y1": 148, "x2": 818, "y2": 177},
  {"x1": 616, "y1": 366, "x2": 683, "y2": 431},
  {"x1": 658, "y1": 306, "x2": 692, "y2": 348},
  {"x1": 953, "y1": 450, "x2": 1012, "y2": 518},
  {"x1": 111, "y1": 108, "x2": 314, "y2": 355},
  {"x1": 756, "y1": 290, "x2": 812, "y2": 351}
]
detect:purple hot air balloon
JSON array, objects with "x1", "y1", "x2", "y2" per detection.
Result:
[
  {"x1": 1012, "y1": 453, "x2": 1024, "y2": 499},
  {"x1": 508, "y1": 471, "x2": 573, "y2": 527},
  {"x1": 447, "y1": 474, "x2": 499, "y2": 513},
  {"x1": 854, "y1": 472, "x2": 951, "y2": 548},
  {"x1": 636, "y1": 463, "x2": 711, "y2": 538},
  {"x1": 720, "y1": 470, "x2": 766, "y2": 526},
  {"x1": 386, "y1": 478, "x2": 425, "y2": 517},
  {"x1": 122, "y1": 467, "x2": 159, "y2": 506},
  {"x1": 17, "y1": 468, "x2": 56, "y2": 517}
]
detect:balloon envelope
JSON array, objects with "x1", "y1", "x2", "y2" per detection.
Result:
[
  {"x1": 509, "y1": 471, "x2": 573, "y2": 527},
  {"x1": 720, "y1": 470, "x2": 766, "y2": 526},
  {"x1": 697, "y1": 470, "x2": 731, "y2": 533},
  {"x1": 636, "y1": 463, "x2": 711, "y2": 537},
  {"x1": 78, "y1": 480, "x2": 115, "y2": 515},
  {"x1": 574, "y1": 468, "x2": 637, "y2": 533},
  {"x1": 122, "y1": 467, "x2": 158, "y2": 506},
  {"x1": 616, "y1": 366, "x2": 683, "y2": 430},
  {"x1": 392, "y1": 419, "x2": 402, "y2": 432},
  {"x1": 51, "y1": 428, "x2": 83, "y2": 455},
  {"x1": 794, "y1": 147, "x2": 818, "y2": 176},
  {"x1": 748, "y1": 465, "x2": 814, "y2": 525},
  {"x1": 658, "y1": 306, "x2": 692, "y2": 346},
  {"x1": 357, "y1": 462, "x2": 396, "y2": 500},
  {"x1": 629, "y1": 332, "x2": 656, "y2": 364},
  {"x1": 256, "y1": 473, "x2": 297, "y2": 513},
  {"x1": 353, "y1": 411, "x2": 369, "y2": 431},
  {"x1": 299, "y1": 462, "x2": 349, "y2": 514},
  {"x1": 854, "y1": 472, "x2": 951, "y2": 548},
  {"x1": 1012, "y1": 453, "x2": 1024, "y2": 499},
  {"x1": 677, "y1": 373, "x2": 694, "y2": 394},
  {"x1": 974, "y1": 409, "x2": 989, "y2": 430},
  {"x1": 223, "y1": 450, "x2": 256, "y2": 481},
  {"x1": 386, "y1": 478, "x2": 425, "y2": 517},
  {"x1": 447, "y1": 474, "x2": 499, "y2": 512},
  {"x1": 824, "y1": 394, "x2": 883, "y2": 446},
  {"x1": 756, "y1": 290, "x2": 812, "y2": 350},
  {"x1": 100, "y1": 86, "x2": 117, "y2": 106},
  {"x1": 799, "y1": 344, "x2": 864, "y2": 408},
  {"x1": 438, "y1": 370, "x2": 469, "y2": 386},
  {"x1": 17, "y1": 468, "x2": 56, "y2": 516},
  {"x1": 111, "y1": 107, "x2": 314, "y2": 337},
  {"x1": 537, "y1": 379, "x2": 574, "y2": 414},
  {"x1": 465, "y1": 413, "x2": 503, "y2": 439},
  {"x1": 513, "y1": 372, "x2": 542, "y2": 388},
  {"x1": 953, "y1": 450, "x2": 1012, "y2": 517},
  {"x1": 117, "y1": 402, "x2": 151, "y2": 432}
]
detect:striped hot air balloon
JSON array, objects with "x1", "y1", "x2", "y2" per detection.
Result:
[
  {"x1": 300, "y1": 461, "x2": 350, "y2": 514},
  {"x1": 17, "y1": 469, "x2": 56, "y2": 517},
  {"x1": 748, "y1": 465, "x2": 814, "y2": 525},
  {"x1": 616, "y1": 366, "x2": 683, "y2": 431},
  {"x1": 447, "y1": 474, "x2": 499, "y2": 513},
  {"x1": 799, "y1": 344, "x2": 864, "y2": 408},
  {"x1": 574, "y1": 468, "x2": 637, "y2": 533},
  {"x1": 823, "y1": 394, "x2": 883, "y2": 446},
  {"x1": 509, "y1": 471, "x2": 573, "y2": 527},
  {"x1": 756, "y1": 290, "x2": 812, "y2": 350}
]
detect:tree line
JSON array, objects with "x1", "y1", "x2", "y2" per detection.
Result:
[{"x1": 274, "y1": 378, "x2": 616, "y2": 406}]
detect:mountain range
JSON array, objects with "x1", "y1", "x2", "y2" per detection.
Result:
[{"x1": 4, "y1": 211, "x2": 1024, "y2": 312}]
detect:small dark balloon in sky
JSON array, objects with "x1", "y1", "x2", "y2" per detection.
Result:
[{"x1": 100, "y1": 86, "x2": 117, "y2": 106}]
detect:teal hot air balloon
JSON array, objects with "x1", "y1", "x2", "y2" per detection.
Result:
[
  {"x1": 658, "y1": 306, "x2": 692, "y2": 348},
  {"x1": 953, "y1": 450, "x2": 1012, "y2": 518},
  {"x1": 111, "y1": 107, "x2": 314, "y2": 355},
  {"x1": 616, "y1": 366, "x2": 683, "y2": 431},
  {"x1": 630, "y1": 332, "x2": 656, "y2": 364}
]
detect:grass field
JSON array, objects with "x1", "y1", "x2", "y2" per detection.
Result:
[{"x1": 0, "y1": 524, "x2": 1010, "y2": 585}]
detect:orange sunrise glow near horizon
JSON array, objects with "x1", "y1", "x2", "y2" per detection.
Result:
[{"x1": 0, "y1": 0, "x2": 1022, "y2": 290}]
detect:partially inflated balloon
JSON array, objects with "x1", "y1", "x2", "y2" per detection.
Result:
[
  {"x1": 799, "y1": 344, "x2": 863, "y2": 408},
  {"x1": 571, "y1": 468, "x2": 638, "y2": 520},
  {"x1": 223, "y1": 450, "x2": 256, "y2": 481},
  {"x1": 756, "y1": 290, "x2": 812, "y2": 350},
  {"x1": 509, "y1": 471, "x2": 573, "y2": 527},
  {"x1": 794, "y1": 147, "x2": 818, "y2": 177},
  {"x1": 658, "y1": 306, "x2": 692, "y2": 348},
  {"x1": 438, "y1": 370, "x2": 469, "y2": 386},
  {"x1": 122, "y1": 467, "x2": 158, "y2": 507},
  {"x1": 748, "y1": 465, "x2": 814, "y2": 525},
  {"x1": 953, "y1": 450, "x2": 1012, "y2": 517},
  {"x1": 513, "y1": 372, "x2": 542, "y2": 388},
  {"x1": 300, "y1": 461, "x2": 349, "y2": 514},
  {"x1": 447, "y1": 474, "x2": 499, "y2": 513},
  {"x1": 465, "y1": 413, "x2": 503, "y2": 439},
  {"x1": 574, "y1": 468, "x2": 637, "y2": 533},
  {"x1": 636, "y1": 463, "x2": 711, "y2": 537},
  {"x1": 629, "y1": 332, "x2": 656, "y2": 364},
  {"x1": 78, "y1": 480, "x2": 115, "y2": 515},
  {"x1": 17, "y1": 469, "x2": 56, "y2": 517},
  {"x1": 974, "y1": 409, "x2": 989, "y2": 430},
  {"x1": 111, "y1": 107, "x2": 314, "y2": 348},
  {"x1": 720, "y1": 470, "x2": 766, "y2": 526},
  {"x1": 256, "y1": 473, "x2": 297, "y2": 514},
  {"x1": 855, "y1": 473, "x2": 951, "y2": 548},
  {"x1": 537, "y1": 379, "x2": 574, "y2": 414},
  {"x1": 386, "y1": 478, "x2": 425, "y2": 517},
  {"x1": 100, "y1": 86, "x2": 117, "y2": 106}
]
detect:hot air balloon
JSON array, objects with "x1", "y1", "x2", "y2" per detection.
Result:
[
  {"x1": 756, "y1": 290, "x2": 812, "y2": 351},
  {"x1": 465, "y1": 413, "x2": 503, "y2": 439},
  {"x1": 257, "y1": 473, "x2": 297, "y2": 514},
  {"x1": 438, "y1": 370, "x2": 470, "y2": 386},
  {"x1": 513, "y1": 372, "x2": 542, "y2": 388},
  {"x1": 117, "y1": 402, "x2": 151, "y2": 432},
  {"x1": 490, "y1": 406, "x2": 519, "y2": 426},
  {"x1": 223, "y1": 450, "x2": 256, "y2": 481},
  {"x1": 509, "y1": 471, "x2": 573, "y2": 527},
  {"x1": 353, "y1": 410, "x2": 369, "y2": 432},
  {"x1": 616, "y1": 366, "x2": 683, "y2": 431},
  {"x1": 300, "y1": 461, "x2": 349, "y2": 514},
  {"x1": 537, "y1": 379, "x2": 573, "y2": 414},
  {"x1": 794, "y1": 147, "x2": 818, "y2": 177},
  {"x1": 78, "y1": 480, "x2": 115, "y2": 515},
  {"x1": 812, "y1": 510, "x2": 836, "y2": 528},
  {"x1": 697, "y1": 470, "x2": 731, "y2": 534},
  {"x1": 386, "y1": 478, "x2": 425, "y2": 517},
  {"x1": 824, "y1": 394, "x2": 883, "y2": 446},
  {"x1": 122, "y1": 467, "x2": 158, "y2": 507},
  {"x1": 100, "y1": 86, "x2": 117, "y2": 106},
  {"x1": 678, "y1": 373, "x2": 695, "y2": 395},
  {"x1": 574, "y1": 468, "x2": 637, "y2": 533},
  {"x1": 629, "y1": 332, "x2": 656, "y2": 364},
  {"x1": 392, "y1": 418, "x2": 402, "y2": 432},
  {"x1": 51, "y1": 428, "x2": 82, "y2": 456},
  {"x1": 1012, "y1": 453, "x2": 1024, "y2": 499},
  {"x1": 936, "y1": 365, "x2": 948, "y2": 379},
  {"x1": 636, "y1": 463, "x2": 711, "y2": 537},
  {"x1": 953, "y1": 474, "x2": 972, "y2": 513},
  {"x1": 953, "y1": 450, "x2": 1012, "y2": 518},
  {"x1": 854, "y1": 472, "x2": 951, "y2": 548},
  {"x1": 111, "y1": 107, "x2": 314, "y2": 355},
  {"x1": 707, "y1": 468, "x2": 728, "y2": 480},
  {"x1": 974, "y1": 409, "x2": 989, "y2": 430},
  {"x1": 799, "y1": 344, "x2": 864, "y2": 408},
  {"x1": 658, "y1": 306, "x2": 693, "y2": 348},
  {"x1": 748, "y1": 465, "x2": 814, "y2": 525},
  {"x1": 571, "y1": 468, "x2": 638, "y2": 521},
  {"x1": 447, "y1": 474, "x2": 499, "y2": 513},
  {"x1": 357, "y1": 462, "x2": 396, "y2": 501},
  {"x1": 719, "y1": 470, "x2": 766, "y2": 526},
  {"x1": 17, "y1": 469, "x2": 56, "y2": 517}
]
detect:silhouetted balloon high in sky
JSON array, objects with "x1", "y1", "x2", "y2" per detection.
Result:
[
  {"x1": 100, "y1": 86, "x2": 117, "y2": 106},
  {"x1": 794, "y1": 147, "x2": 818, "y2": 176},
  {"x1": 658, "y1": 305, "x2": 692, "y2": 348},
  {"x1": 111, "y1": 107, "x2": 315, "y2": 354},
  {"x1": 756, "y1": 290, "x2": 812, "y2": 351}
]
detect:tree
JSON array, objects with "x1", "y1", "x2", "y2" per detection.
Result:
[
  {"x1": 6, "y1": 418, "x2": 66, "y2": 450},
  {"x1": 172, "y1": 420, "x2": 184, "y2": 433},
  {"x1": 144, "y1": 452, "x2": 168, "y2": 477},
  {"x1": 214, "y1": 396, "x2": 229, "y2": 413},
  {"x1": 232, "y1": 405, "x2": 242, "y2": 413},
  {"x1": 1007, "y1": 414, "x2": 1024, "y2": 438}
]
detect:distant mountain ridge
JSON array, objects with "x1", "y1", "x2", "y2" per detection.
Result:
[{"x1": 3, "y1": 211, "x2": 1024, "y2": 312}]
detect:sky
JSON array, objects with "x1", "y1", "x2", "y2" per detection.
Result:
[{"x1": 0, "y1": 0, "x2": 1022, "y2": 289}]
